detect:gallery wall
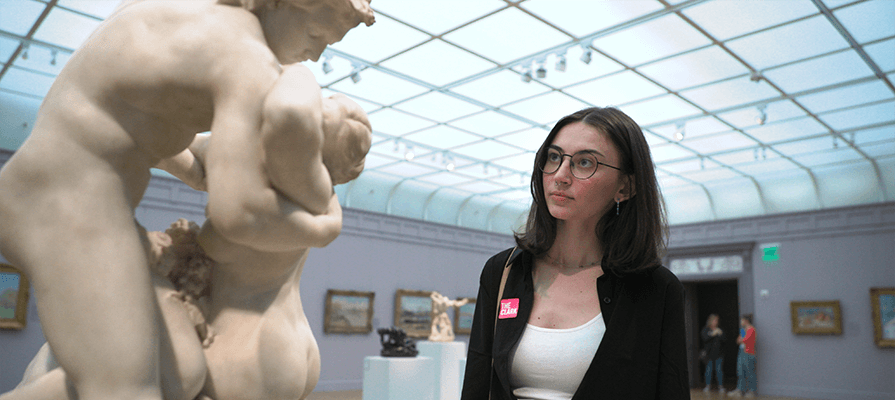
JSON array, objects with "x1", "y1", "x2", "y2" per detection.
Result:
[{"x1": 1, "y1": 149, "x2": 893, "y2": 399}]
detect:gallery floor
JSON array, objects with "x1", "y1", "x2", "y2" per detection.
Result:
[{"x1": 305, "y1": 389, "x2": 820, "y2": 400}]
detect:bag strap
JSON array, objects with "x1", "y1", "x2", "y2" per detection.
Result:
[{"x1": 489, "y1": 246, "x2": 519, "y2": 400}]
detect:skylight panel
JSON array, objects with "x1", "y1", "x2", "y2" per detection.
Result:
[
  {"x1": 522, "y1": 0, "x2": 663, "y2": 38},
  {"x1": 491, "y1": 189, "x2": 531, "y2": 202},
  {"x1": 329, "y1": 68, "x2": 428, "y2": 106},
  {"x1": 680, "y1": 168, "x2": 741, "y2": 184},
  {"x1": 744, "y1": 117, "x2": 828, "y2": 144},
  {"x1": 834, "y1": 0, "x2": 895, "y2": 44},
  {"x1": 376, "y1": 162, "x2": 439, "y2": 178},
  {"x1": 490, "y1": 152, "x2": 536, "y2": 173},
  {"x1": 660, "y1": 158, "x2": 720, "y2": 174},
  {"x1": 791, "y1": 147, "x2": 864, "y2": 167},
  {"x1": 379, "y1": 39, "x2": 495, "y2": 87},
  {"x1": 0, "y1": 36, "x2": 19, "y2": 62},
  {"x1": 681, "y1": 0, "x2": 817, "y2": 41},
  {"x1": 711, "y1": 147, "x2": 780, "y2": 166},
  {"x1": 680, "y1": 132, "x2": 758, "y2": 154},
  {"x1": 796, "y1": 80, "x2": 894, "y2": 114},
  {"x1": 442, "y1": 7, "x2": 570, "y2": 65},
  {"x1": 619, "y1": 95, "x2": 702, "y2": 126},
  {"x1": 0, "y1": 0, "x2": 46, "y2": 36},
  {"x1": 449, "y1": 111, "x2": 532, "y2": 137},
  {"x1": 863, "y1": 38, "x2": 894, "y2": 73},
  {"x1": 330, "y1": 13, "x2": 429, "y2": 63},
  {"x1": 500, "y1": 91, "x2": 590, "y2": 125},
  {"x1": 403, "y1": 125, "x2": 481, "y2": 149},
  {"x1": 852, "y1": 126, "x2": 895, "y2": 145},
  {"x1": 772, "y1": 135, "x2": 837, "y2": 156},
  {"x1": 649, "y1": 142, "x2": 696, "y2": 163},
  {"x1": 637, "y1": 46, "x2": 749, "y2": 91},
  {"x1": 647, "y1": 118, "x2": 732, "y2": 141},
  {"x1": 763, "y1": 50, "x2": 874, "y2": 94},
  {"x1": 591, "y1": 14, "x2": 711, "y2": 67},
  {"x1": 818, "y1": 101, "x2": 895, "y2": 131},
  {"x1": 362, "y1": 153, "x2": 400, "y2": 170},
  {"x1": 58, "y1": 0, "x2": 122, "y2": 19},
  {"x1": 452, "y1": 139, "x2": 522, "y2": 160},
  {"x1": 489, "y1": 172, "x2": 531, "y2": 188},
  {"x1": 563, "y1": 70, "x2": 665, "y2": 106},
  {"x1": 715, "y1": 100, "x2": 807, "y2": 130},
  {"x1": 496, "y1": 127, "x2": 550, "y2": 153},
  {"x1": 32, "y1": 7, "x2": 101, "y2": 50},
  {"x1": 679, "y1": 77, "x2": 779, "y2": 111},
  {"x1": 366, "y1": 108, "x2": 435, "y2": 136},
  {"x1": 725, "y1": 16, "x2": 848, "y2": 71},
  {"x1": 416, "y1": 172, "x2": 476, "y2": 187},
  {"x1": 371, "y1": 0, "x2": 503, "y2": 35},
  {"x1": 732, "y1": 158, "x2": 799, "y2": 175},
  {"x1": 449, "y1": 69, "x2": 551, "y2": 108},
  {"x1": 394, "y1": 91, "x2": 483, "y2": 123},
  {"x1": 455, "y1": 180, "x2": 510, "y2": 195},
  {"x1": 860, "y1": 139, "x2": 895, "y2": 159},
  {"x1": 657, "y1": 175, "x2": 690, "y2": 189},
  {"x1": 0, "y1": 68, "x2": 54, "y2": 97}
]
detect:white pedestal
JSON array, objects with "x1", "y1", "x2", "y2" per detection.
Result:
[
  {"x1": 417, "y1": 341, "x2": 467, "y2": 400},
  {"x1": 362, "y1": 356, "x2": 435, "y2": 400},
  {"x1": 458, "y1": 358, "x2": 466, "y2": 393}
]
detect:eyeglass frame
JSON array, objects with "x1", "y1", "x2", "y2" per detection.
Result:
[{"x1": 538, "y1": 145, "x2": 622, "y2": 179}]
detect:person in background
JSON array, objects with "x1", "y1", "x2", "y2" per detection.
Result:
[
  {"x1": 701, "y1": 314, "x2": 726, "y2": 394},
  {"x1": 460, "y1": 107, "x2": 689, "y2": 400},
  {"x1": 729, "y1": 315, "x2": 757, "y2": 398}
]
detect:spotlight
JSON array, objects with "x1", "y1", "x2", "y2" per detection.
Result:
[
  {"x1": 755, "y1": 105, "x2": 767, "y2": 125},
  {"x1": 580, "y1": 45, "x2": 592, "y2": 65},
  {"x1": 349, "y1": 65, "x2": 362, "y2": 83},
  {"x1": 520, "y1": 66, "x2": 533, "y2": 83},
  {"x1": 322, "y1": 58, "x2": 333, "y2": 74},
  {"x1": 404, "y1": 146, "x2": 415, "y2": 161},
  {"x1": 555, "y1": 54, "x2": 567, "y2": 72},
  {"x1": 50, "y1": 50, "x2": 57, "y2": 66},
  {"x1": 20, "y1": 43, "x2": 29, "y2": 60},
  {"x1": 673, "y1": 122, "x2": 685, "y2": 141},
  {"x1": 536, "y1": 63, "x2": 547, "y2": 79}
]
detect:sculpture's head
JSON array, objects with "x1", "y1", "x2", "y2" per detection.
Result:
[
  {"x1": 222, "y1": 0, "x2": 375, "y2": 64},
  {"x1": 321, "y1": 93, "x2": 372, "y2": 185}
]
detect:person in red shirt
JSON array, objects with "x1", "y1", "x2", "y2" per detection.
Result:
[{"x1": 730, "y1": 315, "x2": 757, "y2": 397}]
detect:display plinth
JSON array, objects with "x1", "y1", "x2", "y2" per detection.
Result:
[
  {"x1": 362, "y1": 356, "x2": 435, "y2": 400},
  {"x1": 459, "y1": 357, "x2": 466, "y2": 393},
  {"x1": 417, "y1": 341, "x2": 466, "y2": 400}
]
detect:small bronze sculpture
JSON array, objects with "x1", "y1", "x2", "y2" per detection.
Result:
[{"x1": 377, "y1": 327, "x2": 419, "y2": 357}]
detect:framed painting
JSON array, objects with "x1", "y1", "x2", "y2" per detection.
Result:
[
  {"x1": 790, "y1": 300, "x2": 842, "y2": 335},
  {"x1": 394, "y1": 289, "x2": 433, "y2": 338},
  {"x1": 1, "y1": 263, "x2": 29, "y2": 330},
  {"x1": 454, "y1": 297, "x2": 476, "y2": 335},
  {"x1": 324, "y1": 289, "x2": 374, "y2": 334},
  {"x1": 870, "y1": 287, "x2": 895, "y2": 348}
]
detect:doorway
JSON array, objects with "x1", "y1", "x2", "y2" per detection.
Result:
[{"x1": 686, "y1": 279, "x2": 739, "y2": 389}]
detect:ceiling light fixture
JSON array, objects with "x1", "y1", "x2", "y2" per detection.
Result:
[
  {"x1": 555, "y1": 54, "x2": 567, "y2": 72},
  {"x1": 756, "y1": 104, "x2": 767, "y2": 125},
  {"x1": 536, "y1": 60, "x2": 547, "y2": 79},
  {"x1": 579, "y1": 45, "x2": 592, "y2": 65},
  {"x1": 50, "y1": 50, "x2": 57, "y2": 66},
  {"x1": 321, "y1": 54, "x2": 334, "y2": 74},
  {"x1": 673, "y1": 122, "x2": 685, "y2": 141},
  {"x1": 520, "y1": 65, "x2": 533, "y2": 83},
  {"x1": 349, "y1": 63, "x2": 362, "y2": 83},
  {"x1": 832, "y1": 136, "x2": 838, "y2": 149},
  {"x1": 20, "y1": 43, "x2": 29, "y2": 60},
  {"x1": 404, "y1": 145, "x2": 415, "y2": 161}
]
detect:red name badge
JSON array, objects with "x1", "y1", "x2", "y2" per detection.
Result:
[{"x1": 499, "y1": 298, "x2": 519, "y2": 319}]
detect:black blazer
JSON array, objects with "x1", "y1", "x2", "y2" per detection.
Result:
[{"x1": 461, "y1": 248, "x2": 691, "y2": 400}]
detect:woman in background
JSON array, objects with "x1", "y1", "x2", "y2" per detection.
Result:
[
  {"x1": 461, "y1": 107, "x2": 689, "y2": 400},
  {"x1": 701, "y1": 314, "x2": 726, "y2": 394}
]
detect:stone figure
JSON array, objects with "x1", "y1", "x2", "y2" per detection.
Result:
[
  {"x1": 377, "y1": 327, "x2": 419, "y2": 357},
  {"x1": 0, "y1": 0, "x2": 373, "y2": 399},
  {"x1": 428, "y1": 292, "x2": 469, "y2": 342}
]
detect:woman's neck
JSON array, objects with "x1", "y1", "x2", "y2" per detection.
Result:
[{"x1": 548, "y1": 220, "x2": 602, "y2": 268}]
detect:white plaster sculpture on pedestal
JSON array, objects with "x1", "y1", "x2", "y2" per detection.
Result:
[
  {"x1": 0, "y1": 1, "x2": 374, "y2": 399},
  {"x1": 428, "y1": 292, "x2": 469, "y2": 342}
]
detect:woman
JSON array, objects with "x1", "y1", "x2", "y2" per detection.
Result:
[
  {"x1": 461, "y1": 107, "x2": 689, "y2": 400},
  {"x1": 701, "y1": 314, "x2": 726, "y2": 393}
]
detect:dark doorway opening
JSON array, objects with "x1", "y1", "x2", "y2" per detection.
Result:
[{"x1": 687, "y1": 280, "x2": 739, "y2": 390}]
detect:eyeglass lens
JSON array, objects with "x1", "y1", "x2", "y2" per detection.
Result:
[{"x1": 540, "y1": 149, "x2": 599, "y2": 179}]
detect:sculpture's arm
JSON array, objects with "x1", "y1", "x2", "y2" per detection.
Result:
[
  {"x1": 154, "y1": 134, "x2": 210, "y2": 191},
  {"x1": 201, "y1": 64, "x2": 340, "y2": 252}
]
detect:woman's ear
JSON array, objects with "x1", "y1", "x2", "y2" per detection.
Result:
[{"x1": 617, "y1": 174, "x2": 636, "y2": 202}]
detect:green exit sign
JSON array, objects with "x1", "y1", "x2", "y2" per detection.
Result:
[{"x1": 762, "y1": 244, "x2": 780, "y2": 262}]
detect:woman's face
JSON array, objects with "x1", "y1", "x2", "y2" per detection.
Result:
[{"x1": 542, "y1": 121, "x2": 631, "y2": 228}]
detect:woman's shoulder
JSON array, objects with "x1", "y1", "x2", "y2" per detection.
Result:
[{"x1": 479, "y1": 247, "x2": 524, "y2": 284}]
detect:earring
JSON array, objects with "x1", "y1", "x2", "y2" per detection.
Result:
[{"x1": 616, "y1": 199, "x2": 620, "y2": 215}]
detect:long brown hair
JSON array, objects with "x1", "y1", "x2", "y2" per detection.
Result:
[{"x1": 514, "y1": 107, "x2": 667, "y2": 274}]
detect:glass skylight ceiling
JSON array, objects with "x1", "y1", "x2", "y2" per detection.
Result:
[{"x1": 1, "y1": 0, "x2": 893, "y2": 234}]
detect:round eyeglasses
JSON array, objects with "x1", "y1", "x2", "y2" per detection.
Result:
[{"x1": 538, "y1": 148, "x2": 621, "y2": 179}]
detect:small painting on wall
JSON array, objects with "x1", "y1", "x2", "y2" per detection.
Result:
[
  {"x1": 1, "y1": 263, "x2": 29, "y2": 330},
  {"x1": 790, "y1": 300, "x2": 842, "y2": 335},
  {"x1": 394, "y1": 289, "x2": 433, "y2": 338},
  {"x1": 870, "y1": 287, "x2": 895, "y2": 348},
  {"x1": 324, "y1": 289, "x2": 374, "y2": 334},
  {"x1": 454, "y1": 298, "x2": 476, "y2": 335}
]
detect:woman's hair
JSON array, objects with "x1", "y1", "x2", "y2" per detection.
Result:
[{"x1": 514, "y1": 107, "x2": 667, "y2": 274}]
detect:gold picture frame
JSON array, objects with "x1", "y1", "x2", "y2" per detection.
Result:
[
  {"x1": 870, "y1": 287, "x2": 895, "y2": 348},
  {"x1": 454, "y1": 297, "x2": 476, "y2": 335},
  {"x1": 1, "y1": 263, "x2": 30, "y2": 330},
  {"x1": 790, "y1": 300, "x2": 842, "y2": 335},
  {"x1": 324, "y1": 289, "x2": 374, "y2": 334},
  {"x1": 394, "y1": 289, "x2": 433, "y2": 338}
]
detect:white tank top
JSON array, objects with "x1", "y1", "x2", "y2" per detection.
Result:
[{"x1": 509, "y1": 313, "x2": 606, "y2": 400}]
